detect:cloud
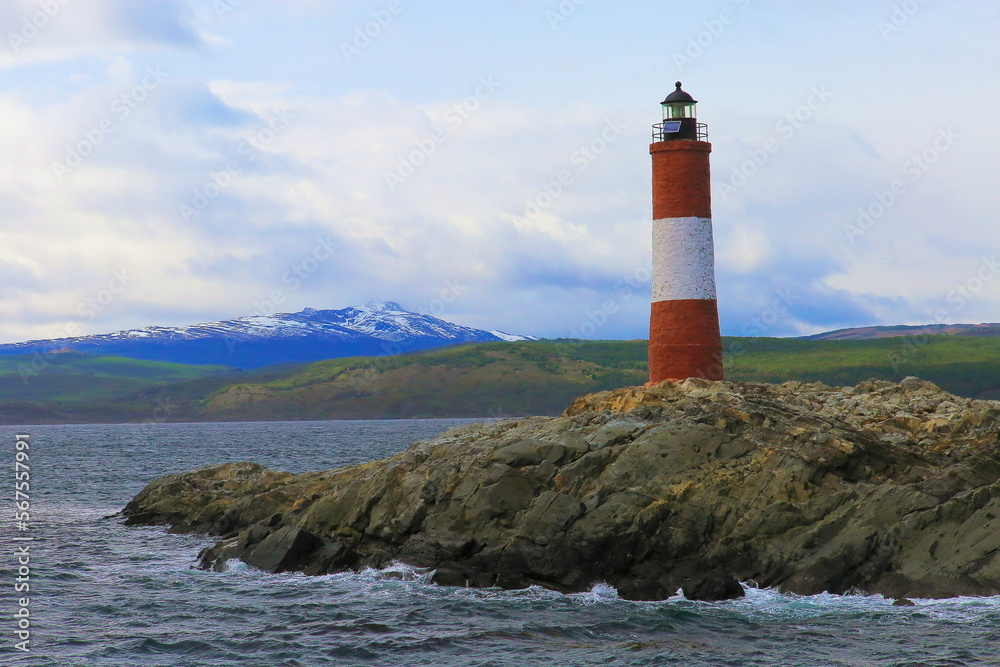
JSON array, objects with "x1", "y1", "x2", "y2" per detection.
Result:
[
  {"x1": 0, "y1": 63, "x2": 990, "y2": 343},
  {"x1": 0, "y1": 0, "x2": 204, "y2": 69},
  {"x1": 0, "y1": 2, "x2": 999, "y2": 346}
]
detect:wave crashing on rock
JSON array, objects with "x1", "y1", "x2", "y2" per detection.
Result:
[{"x1": 123, "y1": 377, "x2": 1000, "y2": 601}]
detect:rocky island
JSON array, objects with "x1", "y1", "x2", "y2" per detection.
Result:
[{"x1": 123, "y1": 378, "x2": 1000, "y2": 601}]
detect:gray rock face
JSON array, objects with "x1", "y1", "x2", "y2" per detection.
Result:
[
  {"x1": 123, "y1": 378, "x2": 1000, "y2": 600},
  {"x1": 243, "y1": 526, "x2": 321, "y2": 573},
  {"x1": 683, "y1": 573, "x2": 745, "y2": 601}
]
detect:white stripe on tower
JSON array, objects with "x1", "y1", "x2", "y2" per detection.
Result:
[{"x1": 651, "y1": 216, "x2": 717, "y2": 302}]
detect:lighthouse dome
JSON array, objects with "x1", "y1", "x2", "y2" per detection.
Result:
[{"x1": 662, "y1": 81, "x2": 696, "y2": 105}]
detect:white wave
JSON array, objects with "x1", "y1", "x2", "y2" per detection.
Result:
[
  {"x1": 722, "y1": 584, "x2": 1000, "y2": 624},
  {"x1": 353, "y1": 561, "x2": 436, "y2": 583},
  {"x1": 563, "y1": 582, "x2": 620, "y2": 605},
  {"x1": 221, "y1": 560, "x2": 250, "y2": 573},
  {"x1": 198, "y1": 558, "x2": 1000, "y2": 623}
]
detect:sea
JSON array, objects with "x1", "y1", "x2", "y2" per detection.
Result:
[{"x1": 1, "y1": 420, "x2": 998, "y2": 667}]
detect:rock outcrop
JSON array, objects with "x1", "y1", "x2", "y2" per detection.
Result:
[{"x1": 123, "y1": 378, "x2": 1000, "y2": 600}]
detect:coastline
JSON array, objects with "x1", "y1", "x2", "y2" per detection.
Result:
[{"x1": 123, "y1": 377, "x2": 1000, "y2": 601}]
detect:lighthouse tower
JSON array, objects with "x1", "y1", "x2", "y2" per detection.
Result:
[{"x1": 648, "y1": 82, "x2": 723, "y2": 383}]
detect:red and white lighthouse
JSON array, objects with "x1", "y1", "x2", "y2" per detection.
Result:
[{"x1": 648, "y1": 82, "x2": 723, "y2": 383}]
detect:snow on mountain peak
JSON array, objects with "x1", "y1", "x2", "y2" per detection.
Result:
[
  {"x1": 360, "y1": 300, "x2": 405, "y2": 312},
  {"x1": 0, "y1": 300, "x2": 536, "y2": 370}
]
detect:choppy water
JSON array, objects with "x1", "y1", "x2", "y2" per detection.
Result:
[{"x1": 1, "y1": 420, "x2": 998, "y2": 666}]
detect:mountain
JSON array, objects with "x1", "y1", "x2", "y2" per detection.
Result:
[
  {"x1": 803, "y1": 323, "x2": 1000, "y2": 341},
  {"x1": 0, "y1": 300, "x2": 535, "y2": 369}
]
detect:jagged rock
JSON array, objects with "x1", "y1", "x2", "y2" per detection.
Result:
[
  {"x1": 682, "y1": 573, "x2": 745, "y2": 601},
  {"x1": 123, "y1": 378, "x2": 1000, "y2": 600},
  {"x1": 492, "y1": 439, "x2": 547, "y2": 467},
  {"x1": 243, "y1": 526, "x2": 321, "y2": 573},
  {"x1": 122, "y1": 462, "x2": 296, "y2": 534}
]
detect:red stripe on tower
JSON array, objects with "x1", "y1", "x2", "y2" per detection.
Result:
[{"x1": 648, "y1": 82, "x2": 723, "y2": 383}]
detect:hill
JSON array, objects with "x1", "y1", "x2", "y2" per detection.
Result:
[
  {"x1": 803, "y1": 323, "x2": 1000, "y2": 341},
  {"x1": 725, "y1": 335, "x2": 1000, "y2": 400},
  {"x1": 197, "y1": 340, "x2": 647, "y2": 421},
  {"x1": 5, "y1": 335, "x2": 1000, "y2": 424},
  {"x1": 0, "y1": 352, "x2": 233, "y2": 423},
  {"x1": 192, "y1": 335, "x2": 1000, "y2": 422}
]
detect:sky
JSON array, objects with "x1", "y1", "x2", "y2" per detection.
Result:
[{"x1": 0, "y1": 0, "x2": 998, "y2": 343}]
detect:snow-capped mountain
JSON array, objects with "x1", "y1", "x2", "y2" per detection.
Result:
[{"x1": 0, "y1": 301, "x2": 536, "y2": 369}]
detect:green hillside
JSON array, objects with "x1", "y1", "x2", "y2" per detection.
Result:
[
  {"x1": 0, "y1": 352, "x2": 233, "y2": 423},
  {"x1": 196, "y1": 334, "x2": 1000, "y2": 420},
  {"x1": 3, "y1": 334, "x2": 1000, "y2": 423},
  {"x1": 198, "y1": 340, "x2": 648, "y2": 421},
  {"x1": 724, "y1": 335, "x2": 1000, "y2": 399}
]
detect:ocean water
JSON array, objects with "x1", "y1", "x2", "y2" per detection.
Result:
[{"x1": 2, "y1": 420, "x2": 998, "y2": 667}]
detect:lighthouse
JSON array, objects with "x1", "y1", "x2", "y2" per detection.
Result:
[{"x1": 648, "y1": 82, "x2": 723, "y2": 383}]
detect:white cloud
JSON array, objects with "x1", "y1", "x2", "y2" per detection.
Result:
[
  {"x1": 0, "y1": 2, "x2": 999, "y2": 345},
  {"x1": 0, "y1": 0, "x2": 203, "y2": 69}
]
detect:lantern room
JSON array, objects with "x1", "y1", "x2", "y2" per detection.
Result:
[{"x1": 652, "y1": 82, "x2": 708, "y2": 142}]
